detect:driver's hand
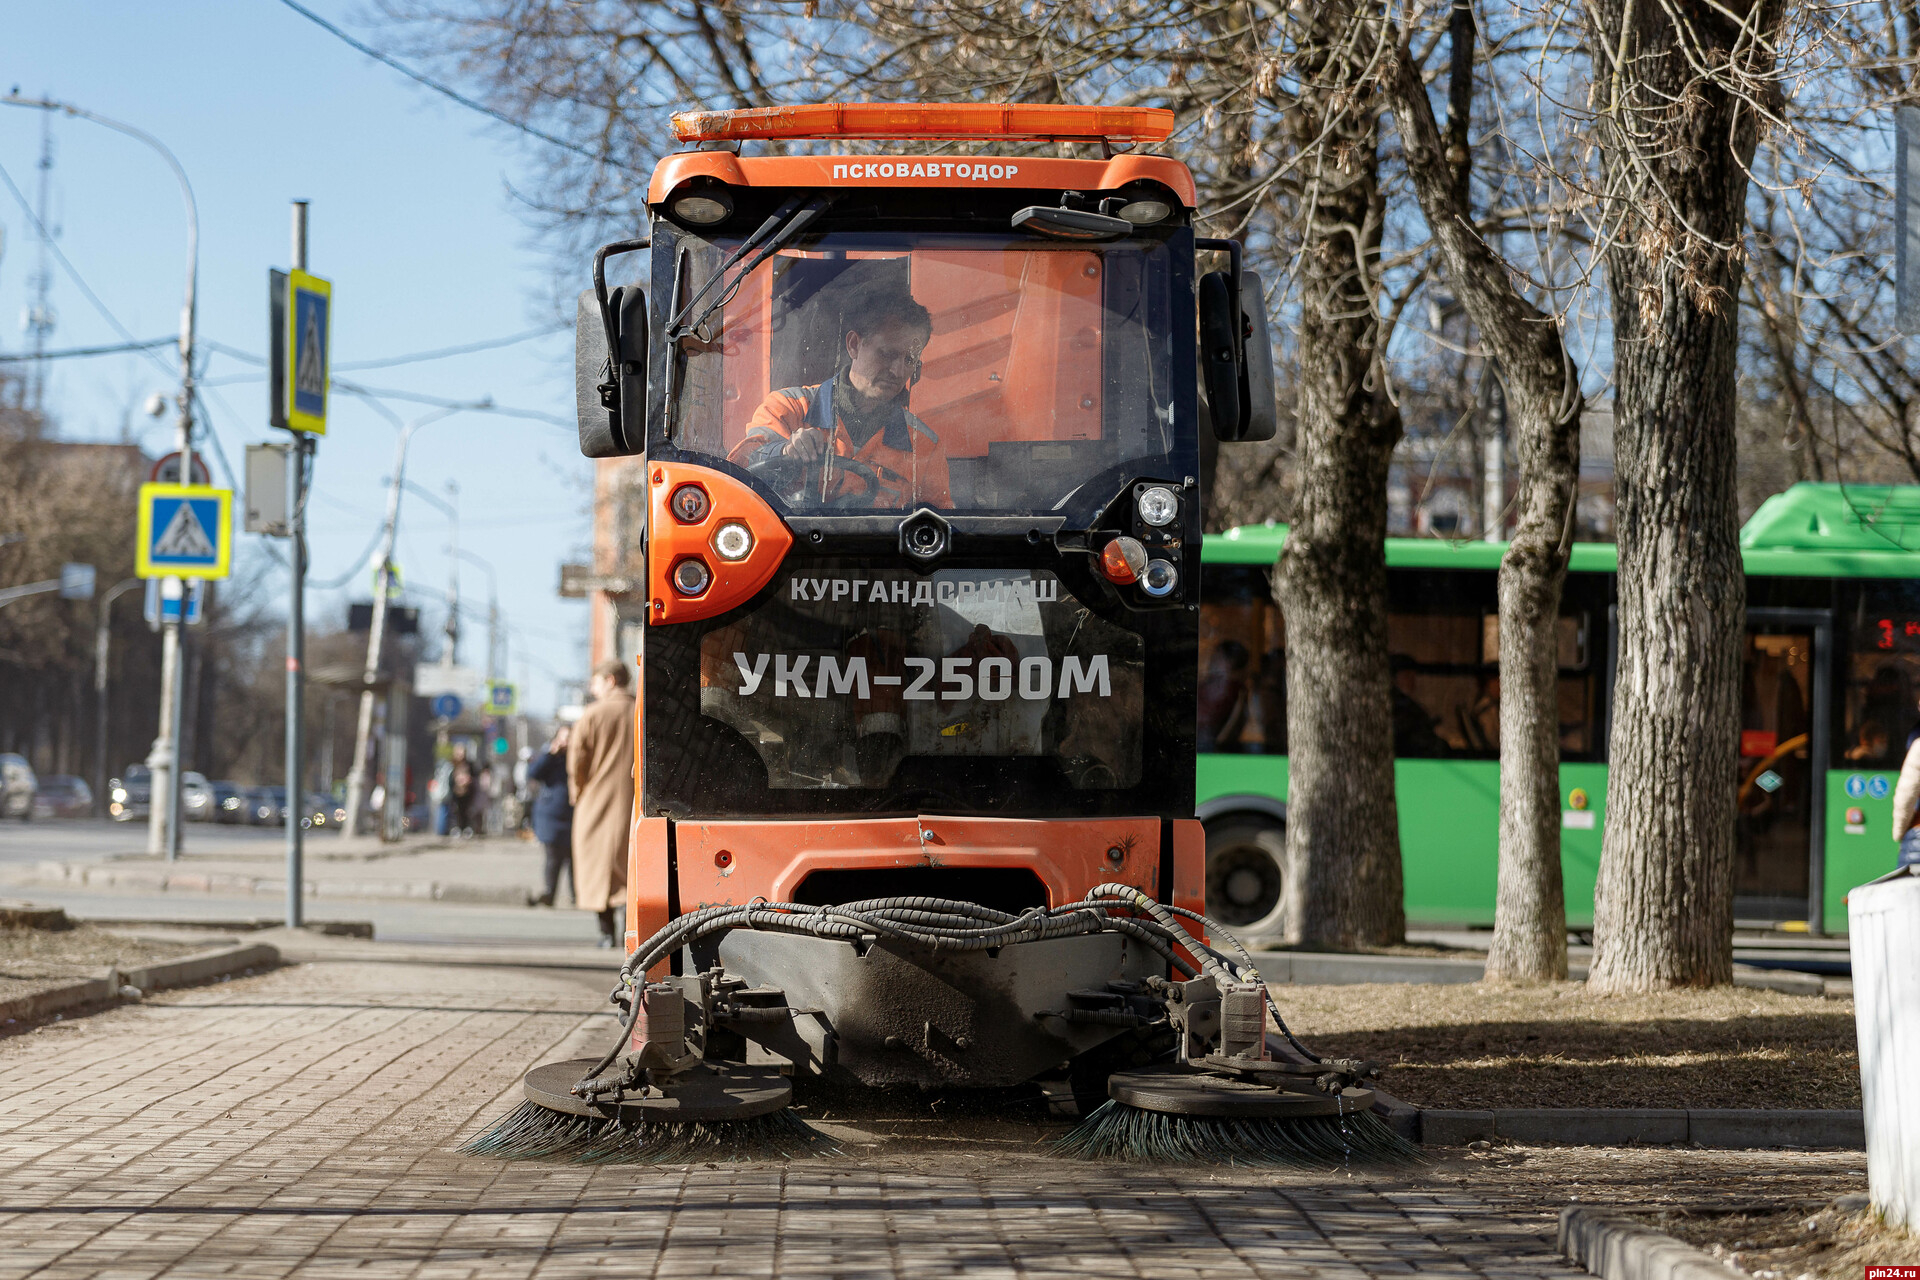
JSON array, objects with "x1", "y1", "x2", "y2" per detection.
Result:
[{"x1": 783, "y1": 427, "x2": 830, "y2": 464}]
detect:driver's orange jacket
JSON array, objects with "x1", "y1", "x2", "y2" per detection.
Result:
[{"x1": 729, "y1": 381, "x2": 951, "y2": 509}]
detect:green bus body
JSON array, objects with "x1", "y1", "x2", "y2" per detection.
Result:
[{"x1": 1196, "y1": 484, "x2": 1920, "y2": 935}]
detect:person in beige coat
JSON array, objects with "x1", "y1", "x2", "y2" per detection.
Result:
[{"x1": 569, "y1": 659, "x2": 636, "y2": 946}]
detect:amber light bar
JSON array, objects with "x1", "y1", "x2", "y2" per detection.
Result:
[{"x1": 671, "y1": 102, "x2": 1175, "y2": 145}]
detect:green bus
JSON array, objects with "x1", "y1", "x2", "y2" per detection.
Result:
[{"x1": 1195, "y1": 482, "x2": 1920, "y2": 939}]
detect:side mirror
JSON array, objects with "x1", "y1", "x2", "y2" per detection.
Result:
[
  {"x1": 576, "y1": 288, "x2": 621, "y2": 458},
  {"x1": 575, "y1": 285, "x2": 648, "y2": 459},
  {"x1": 1198, "y1": 271, "x2": 1242, "y2": 439},
  {"x1": 1237, "y1": 270, "x2": 1277, "y2": 442}
]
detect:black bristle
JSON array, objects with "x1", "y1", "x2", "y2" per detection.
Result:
[
  {"x1": 1056, "y1": 1099, "x2": 1425, "y2": 1169},
  {"x1": 461, "y1": 1101, "x2": 836, "y2": 1164}
]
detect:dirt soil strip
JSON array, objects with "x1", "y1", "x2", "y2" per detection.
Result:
[
  {"x1": 1271, "y1": 980, "x2": 1860, "y2": 1110},
  {"x1": 1621, "y1": 1199, "x2": 1920, "y2": 1279}
]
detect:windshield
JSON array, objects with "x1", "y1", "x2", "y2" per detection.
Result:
[{"x1": 665, "y1": 230, "x2": 1182, "y2": 516}]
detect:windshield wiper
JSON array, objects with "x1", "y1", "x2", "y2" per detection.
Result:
[{"x1": 668, "y1": 194, "x2": 835, "y2": 342}]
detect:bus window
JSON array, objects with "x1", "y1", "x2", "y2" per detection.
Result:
[
  {"x1": 1839, "y1": 585, "x2": 1920, "y2": 767},
  {"x1": 1198, "y1": 566, "x2": 1284, "y2": 753}
]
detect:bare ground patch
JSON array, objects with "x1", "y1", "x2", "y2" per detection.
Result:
[{"x1": 1268, "y1": 980, "x2": 1860, "y2": 1109}]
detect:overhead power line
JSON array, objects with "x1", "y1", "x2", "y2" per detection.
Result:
[
  {"x1": 334, "y1": 325, "x2": 567, "y2": 371},
  {"x1": 0, "y1": 337, "x2": 173, "y2": 362},
  {"x1": 272, "y1": 0, "x2": 642, "y2": 173}
]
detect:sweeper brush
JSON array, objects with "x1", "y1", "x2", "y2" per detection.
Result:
[
  {"x1": 1057, "y1": 1072, "x2": 1421, "y2": 1168},
  {"x1": 462, "y1": 884, "x2": 1418, "y2": 1168}
]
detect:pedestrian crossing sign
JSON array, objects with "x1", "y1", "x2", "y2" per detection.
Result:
[
  {"x1": 485, "y1": 681, "x2": 518, "y2": 715},
  {"x1": 270, "y1": 268, "x2": 332, "y2": 435},
  {"x1": 137, "y1": 483, "x2": 232, "y2": 580}
]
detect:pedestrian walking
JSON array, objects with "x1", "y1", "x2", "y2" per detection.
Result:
[
  {"x1": 570, "y1": 660, "x2": 635, "y2": 947},
  {"x1": 1890, "y1": 716, "x2": 1920, "y2": 869},
  {"x1": 528, "y1": 727, "x2": 573, "y2": 908},
  {"x1": 448, "y1": 746, "x2": 478, "y2": 837}
]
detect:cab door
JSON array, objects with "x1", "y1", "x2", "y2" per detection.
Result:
[{"x1": 1737, "y1": 609, "x2": 1832, "y2": 931}]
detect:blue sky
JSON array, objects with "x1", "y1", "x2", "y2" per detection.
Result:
[{"x1": 1, "y1": 1, "x2": 596, "y2": 714}]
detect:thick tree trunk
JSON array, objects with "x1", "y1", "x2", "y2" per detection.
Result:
[
  {"x1": 1580, "y1": 0, "x2": 1775, "y2": 991},
  {"x1": 1381, "y1": 42, "x2": 1580, "y2": 981},
  {"x1": 1274, "y1": 80, "x2": 1406, "y2": 950}
]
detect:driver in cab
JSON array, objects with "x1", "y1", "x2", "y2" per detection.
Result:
[{"x1": 730, "y1": 284, "x2": 950, "y2": 509}]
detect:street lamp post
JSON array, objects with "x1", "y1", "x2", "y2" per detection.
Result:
[
  {"x1": 339, "y1": 405, "x2": 481, "y2": 840},
  {"x1": 5, "y1": 94, "x2": 201, "y2": 861},
  {"x1": 399, "y1": 478, "x2": 460, "y2": 673},
  {"x1": 451, "y1": 548, "x2": 501, "y2": 682},
  {"x1": 93, "y1": 578, "x2": 142, "y2": 819}
]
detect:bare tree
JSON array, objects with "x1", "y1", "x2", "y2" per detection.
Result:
[
  {"x1": 1380, "y1": 14, "x2": 1581, "y2": 981},
  {"x1": 1576, "y1": 0, "x2": 1786, "y2": 990}
]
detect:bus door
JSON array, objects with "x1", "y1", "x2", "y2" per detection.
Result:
[{"x1": 1738, "y1": 609, "x2": 1832, "y2": 931}]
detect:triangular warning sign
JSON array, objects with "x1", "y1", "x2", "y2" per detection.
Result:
[
  {"x1": 296, "y1": 307, "x2": 325, "y2": 397},
  {"x1": 153, "y1": 501, "x2": 215, "y2": 558}
]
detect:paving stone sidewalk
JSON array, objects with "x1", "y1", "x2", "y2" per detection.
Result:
[{"x1": 0, "y1": 956, "x2": 1859, "y2": 1279}]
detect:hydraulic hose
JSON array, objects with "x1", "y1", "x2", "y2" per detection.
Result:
[{"x1": 573, "y1": 887, "x2": 1330, "y2": 1089}]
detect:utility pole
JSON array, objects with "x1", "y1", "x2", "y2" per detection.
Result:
[
  {"x1": 340, "y1": 406, "x2": 466, "y2": 839},
  {"x1": 25, "y1": 109, "x2": 54, "y2": 416},
  {"x1": 285, "y1": 199, "x2": 312, "y2": 926},
  {"x1": 92, "y1": 578, "x2": 140, "y2": 819}
]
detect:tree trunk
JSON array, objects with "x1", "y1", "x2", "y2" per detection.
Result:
[
  {"x1": 1274, "y1": 63, "x2": 1406, "y2": 949},
  {"x1": 1381, "y1": 41, "x2": 1581, "y2": 983},
  {"x1": 1581, "y1": 0, "x2": 1776, "y2": 991}
]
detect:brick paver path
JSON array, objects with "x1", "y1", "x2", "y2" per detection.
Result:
[{"x1": 0, "y1": 960, "x2": 1625, "y2": 1278}]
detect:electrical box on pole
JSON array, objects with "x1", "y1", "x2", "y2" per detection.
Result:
[
  {"x1": 1898, "y1": 107, "x2": 1920, "y2": 334},
  {"x1": 245, "y1": 443, "x2": 292, "y2": 536}
]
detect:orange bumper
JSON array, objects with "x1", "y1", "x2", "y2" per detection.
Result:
[{"x1": 625, "y1": 815, "x2": 1203, "y2": 974}]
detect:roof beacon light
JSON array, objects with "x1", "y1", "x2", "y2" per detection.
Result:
[
  {"x1": 671, "y1": 102, "x2": 1175, "y2": 145},
  {"x1": 1100, "y1": 536, "x2": 1149, "y2": 585}
]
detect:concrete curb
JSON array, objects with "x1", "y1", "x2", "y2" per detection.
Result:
[
  {"x1": 119, "y1": 943, "x2": 281, "y2": 995},
  {"x1": 1251, "y1": 949, "x2": 1828, "y2": 995},
  {"x1": 1559, "y1": 1207, "x2": 1738, "y2": 1280},
  {"x1": 12, "y1": 861, "x2": 532, "y2": 907},
  {"x1": 1422, "y1": 1107, "x2": 1863, "y2": 1149},
  {"x1": 260, "y1": 932, "x2": 612, "y2": 970},
  {"x1": 0, "y1": 942, "x2": 281, "y2": 1030}
]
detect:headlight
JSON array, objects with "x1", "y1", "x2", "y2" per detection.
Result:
[
  {"x1": 1118, "y1": 198, "x2": 1172, "y2": 225},
  {"x1": 1140, "y1": 559, "x2": 1180, "y2": 598},
  {"x1": 670, "y1": 483, "x2": 711, "y2": 523},
  {"x1": 1137, "y1": 485, "x2": 1178, "y2": 527},
  {"x1": 669, "y1": 189, "x2": 733, "y2": 225},
  {"x1": 672, "y1": 558, "x2": 712, "y2": 596},
  {"x1": 712, "y1": 520, "x2": 754, "y2": 562}
]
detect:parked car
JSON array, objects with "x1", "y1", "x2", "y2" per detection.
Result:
[
  {"x1": 30, "y1": 774, "x2": 92, "y2": 819},
  {"x1": 303, "y1": 792, "x2": 347, "y2": 829},
  {"x1": 109, "y1": 765, "x2": 151, "y2": 822},
  {"x1": 0, "y1": 754, "x2": 35, "y2": 821},
  {"x1": 181, "y1": 772, "x2": 215, "y2": 822},
  {"x1": 209, "y1": 780, "x2": 247, "y2": 824},
  {"x1": 244, "y1": 786, "x2": 286, "y2": 827}
]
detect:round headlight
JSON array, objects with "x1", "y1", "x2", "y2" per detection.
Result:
[
  {"x1": 1140, "y1": 559, "x2": 1180, "y2": 598},
  {"x1": 712, "y1": 521, "x2": 754, "y2": 562},
  {"x1": 1118, "y1": 199, "x2": 1172, "y2": 225},
  {"x1": 673, "y1": 558, "x2": 712, "y2": 596},
  {"x1": 670, "y1": 484, "x2": 710, "y2": 524},
  {"x1": 670, "y1": 192, "x2": 733, "y2": 226},
  {"x1": 1137, "y1": 485, "x2": 1179, "y2": 527}
]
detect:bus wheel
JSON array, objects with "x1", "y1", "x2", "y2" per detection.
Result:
[{"x1": 1204, "y1": 817, "x2": 1286, "y2": 940}]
